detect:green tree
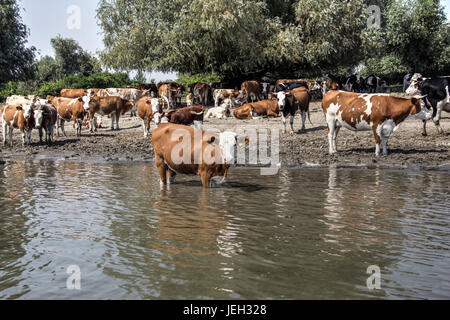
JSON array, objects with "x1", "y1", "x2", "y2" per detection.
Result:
[
  {"x1": 0, "y1": 0, "x2": 35, "y2": 82},
  {"x1": 97, "y1": 0, "x2": 370, "y2": 81},
  {"x1": 362, "y1": 0, "x2": 449, "y2": 80},
  {"x1": 50, "y1": 35, "x2": 98, "y2": 76}
]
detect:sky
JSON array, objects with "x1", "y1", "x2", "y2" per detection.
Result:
[{"x1": 18, "y1": 0, "x2": 450, "y2": 81}]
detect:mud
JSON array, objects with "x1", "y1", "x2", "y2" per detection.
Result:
[{"x1": 0, "y1": 102, "x2": 449, "y2": 170}]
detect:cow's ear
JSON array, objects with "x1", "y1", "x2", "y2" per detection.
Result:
[{"x1": 207, "y1": 136, "x2": 216, "y2": 144}]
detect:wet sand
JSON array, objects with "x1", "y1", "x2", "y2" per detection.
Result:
[{"x1": 0, "y1": 101, "x2": 449, "y2": 170}]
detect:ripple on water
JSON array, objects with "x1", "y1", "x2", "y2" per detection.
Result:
[{"x1": 0, "y1": 160, "x2": 449, "y2": 299}]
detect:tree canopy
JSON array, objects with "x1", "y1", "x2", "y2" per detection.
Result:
[
  {"x1": 97, "y1": 0, "x2": 369, "y2": 81},
  {"x1": 51, "y1": 35, "x2": 101, "y2": 77},
  {"x1": 362, "y1": 0, "x2": 450, "y2": 81},
  {"x1": 0, "y1": 0, "x2": 35, "y2": 82}
]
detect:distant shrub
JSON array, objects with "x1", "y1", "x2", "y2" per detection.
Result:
[{"x1": 177, "y1": 72, "x2": 223, "y2": 88}]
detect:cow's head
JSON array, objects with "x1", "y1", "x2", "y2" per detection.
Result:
[
  {"x1": 309, "y1": 81, "x2": 322, "y2": 92},
  {"x1": 405, "y1": 73, "x2": 424, "y2": 95},
  {"x1": 408, "y1": 95, "x2": 431, "y2": 120},
  {"x1": 21, "y1": 104, "x2": 34, "y2": 120},
  {"x1": 82, "y1": 95, "x2": 91, "y2": 111},
  {"x1": 276, "y1": 91, "x2": 292, "y2": 110},
  {"x1": 33, "y1": 105, "x2": 47, "y2": 129},
  {"x1": 209, "y1": 132, "x2": 250, "y2": 165}
]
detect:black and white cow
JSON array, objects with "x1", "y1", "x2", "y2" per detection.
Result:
[
  {"x1": 406, "y1": 76, "x2": 450, "y2": 135},
  {"x1": 275, "y1": 81, "x2": 309, "y2": 93},
  {"x1": 345, "y1": 75, "x2": 365, "y2": 92},
  {"x1": 364, "y1": 75, "x2": 378, "y2": 93}
]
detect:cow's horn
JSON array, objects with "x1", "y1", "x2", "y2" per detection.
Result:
[
  {"x1": 414, "y1": 95, "x2": 427, "y2": 100},
  {"x1": 190, "y1": 111, "x2": 204, "y2": 115}
]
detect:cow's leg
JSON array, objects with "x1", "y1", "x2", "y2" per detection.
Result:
[
  {"x1": 21, "y1": 129, "x2": 26, "y2": 146},
  {"x1": 332, "y1": 126, "x2": 340, "y2": 153},
  {"x1": 142, "y1": 119, "x2": 147, "y2": 137},
  {"x1": 166, "y1": 169, "x2": 176, "y2": 184},
  {"x1": 115, "y1": 113, "x2": 120, "y2": 130},
  {"x1": 49, "y1": 125, "x2": 54, "y2": 143},
  {"x1": 155, "y1": 155, "x2": 168, "y2": 187},
  {"x1": 327, "y1": 117, "x2": 336, "y2": 155},
  {"x1": 110, "y1": 113, "x2": 115, "y2": 130},
  {"x1": 281, "y1": 113, "x2": 287, "y2": 134},
  {"x1": 300, "y1": 111, "x2": 307, "y2": 132},
  {"x1": 200, "y1": 172, "x2": 212, "y2": 188},
  {"x1": 373, "y1": 127, "x2": 382, "y2": 156},
  {"x1": 289, "y1": 110, "x2": 295, "y2": 134},
  {"x1": 2, "y1": 122, "x2": 7, "y2": 145},
  {"x1": 8, "y1": 126, "x2": 13, "y2": 146},
  {"x1": 39, "y1": 128, "x2": 43, "y2": 143},
  {"x1": 26, "y1": 130, "x2": 32, "y2": 145},
  {"x1": 90, "y1": 115, "x2": 96, "y2": 133},
  {"x1": 422, "y1": 120, "x2": 428, "y2": 136},
  {"x1": 434, "y1": 100, "x2": 445, "y2": 134},
  {"x1": 145, "y1": 116, "x2": 151, "y2": 137},
  {"x1": 60, "y1": 119, "x2": 67, "y2": 137}
]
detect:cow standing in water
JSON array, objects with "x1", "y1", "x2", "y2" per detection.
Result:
[
  {"x1": 152, "y1": 123, "x2": 249, "y2": 188},
  {"x1": 322, "y1": 91, "x2": 428, "y2": 156}
]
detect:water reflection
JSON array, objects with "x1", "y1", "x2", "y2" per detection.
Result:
[{"x1": 0, "y1": 160, "x2": 448, "y2": 299}]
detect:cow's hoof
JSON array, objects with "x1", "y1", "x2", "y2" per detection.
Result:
[{"x1": 422, "y1": 132, "x2": 428, "y2": 137}]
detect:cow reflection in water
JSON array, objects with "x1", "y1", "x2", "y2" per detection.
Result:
[{"x1": 322, "y1": 167, "x2": 405, "y2": 249}]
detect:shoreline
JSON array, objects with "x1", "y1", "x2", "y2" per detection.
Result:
[{"x1": 0, "y1": 102, "x2": 449, "y2": 171}]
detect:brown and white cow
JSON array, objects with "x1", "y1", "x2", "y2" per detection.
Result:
[
  {"x1": 322, "y1": 80, "x2": 340, "y2": 95},
  {"x1": 159, "y1": 105, "x2": 205, "y2": 130},
  {"x1": 213, "y1": 89, "x2": 244, "y2": 108},
  {"x1": 322, "y1": 91, "x2": 427, "y2": 156},
  {"x1": 152, "y1": 123, "x2": 249, "y2": 188},
  {"x1": 46, "y1": 96, "x2": 86, "y2": 137},
  {"x1": 193, "y1": 83, "x2": 211, "y2": 105},
  {"x1": 2, "y1": 104, "x2": 35, "y2": 146},
  {"x1": 158, "y1": 82, "x2": 185, "y2": 109},
  {"x1": 186, "y1": 93, "x2": 194, "y2": 106},
  {"x1": 233, "y1": 99, "x2": 280, "y2": 120},
  {"x1": 61, "y1": 89, "x2": 88, "y2": 98},
  {"x1": 136, "y1": 97, "x2": 164, "y2": 137},
  {"x1": 276, "y1": 87, "x2": 312, "y2": 133},
  {"x1": 233, "y1": 104, "x2": 254, "y2": 120},
  {"x1": 82, "y1": 95, "x2": 128, "y2": 132},
  {"x1": 241, "y1": 80, "x2": 262, "y2": 103},
  {"x1": 33, "y1": 103, "x2": 58, "y2": 144},
  {"x1": 95, "y1": 88, "x2": 152, "y2": 116}
]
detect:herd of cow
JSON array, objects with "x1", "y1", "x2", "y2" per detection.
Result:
[{"x1": 0, "y1": 74, "x2": 449, "y2": 187}]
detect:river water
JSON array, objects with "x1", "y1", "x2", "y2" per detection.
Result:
[{"x1": 0, "y1": 159, "x2": 448, "y2": 299}]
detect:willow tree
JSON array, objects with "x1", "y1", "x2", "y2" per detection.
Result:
[{"x1": 97, "y1": 0, "x2": 369, "y2": 81}]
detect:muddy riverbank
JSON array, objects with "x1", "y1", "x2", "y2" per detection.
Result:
[{"x1": 0, "y1": 102, "x2": 449, "y2": 170}]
